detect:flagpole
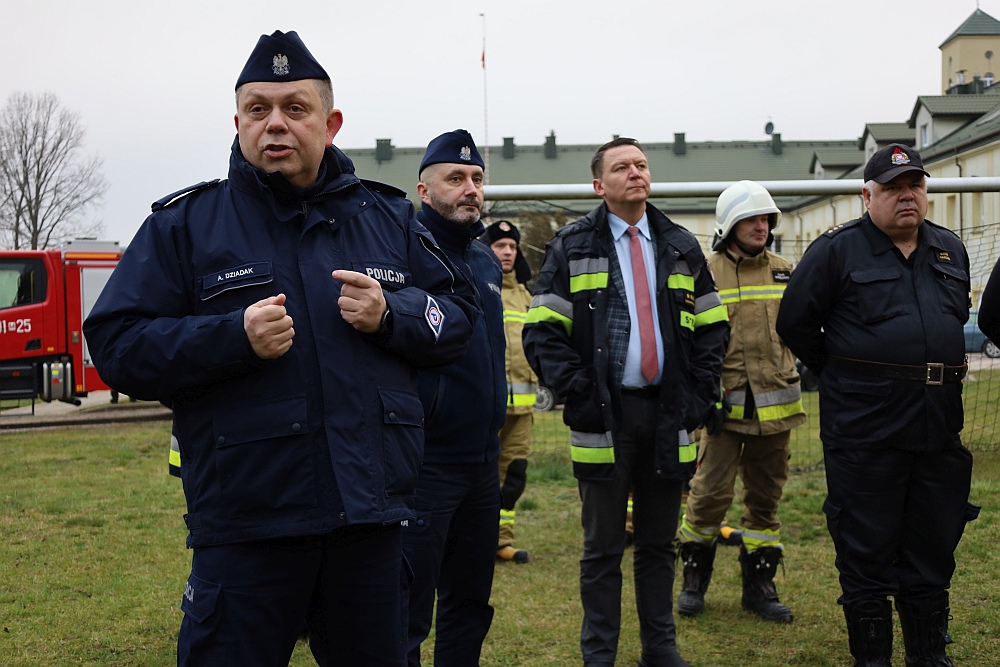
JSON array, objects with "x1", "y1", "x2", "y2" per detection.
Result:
[{"x1": 481, "y1": 12, "x2": 490, "y2": 187}]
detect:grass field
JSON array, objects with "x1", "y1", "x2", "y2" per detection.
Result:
[{"x1": 0, "y1": 420, "x2": 996, "y2": 666}]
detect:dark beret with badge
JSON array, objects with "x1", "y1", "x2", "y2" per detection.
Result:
[
  {"x1": 864, "y1": 143, "x2": 929, "y2": 184},
  {"x1": 419, "y1": 129, "x2": 485, "y2": 175},
  {"x1": 236, "y1": 30, "x2": 329, "y2": 90},
  {"x1": 482, "y1": 220, "x2": 532, "y2": 284}
]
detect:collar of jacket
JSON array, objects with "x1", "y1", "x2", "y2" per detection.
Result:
[
  {"x1": 583, "y1": 201, "x2": 696, "y2": 257},
  {"x1": 227, "y1": 136, "x2": 361, "y2": 223},
  {"x1": 417, "y1": 205, "x2": 486, "y2": 253},
  {"x1": 722, "y1": 246, "x2": 769, "y2": 266},
  {"x1": 859, "y1": 211, "x2": 933, "y2": 258}
]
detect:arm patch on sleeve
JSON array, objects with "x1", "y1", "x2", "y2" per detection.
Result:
[{"x1": 425, "y1": 295, "x2": 445, "y2": 340}]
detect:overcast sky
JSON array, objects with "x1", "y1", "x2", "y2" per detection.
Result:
[{"x1": 1, "y1": 0, "x2": 989, "y2": 244}]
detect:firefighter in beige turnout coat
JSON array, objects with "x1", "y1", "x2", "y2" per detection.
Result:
[
  {"x1": 677, "y1": 181, "x2": 806, "y2": 624},
  {"x1": 484, "y1": 220, "x2": 537, "y2": 563}
]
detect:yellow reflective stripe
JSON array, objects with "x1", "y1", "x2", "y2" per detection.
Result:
[
  {"x1": 730, "y1": 404, "x2": 746, "y2": 420},
  {"x1": 571, "y1": 445, "x2": 615, "y2": 464},
  {"x1": 509, "y1": 393, "x2": 536, "y2": 407},
  {"x1": 503, "y1": 309, "x2": 527, "y2": 323},
  {"x1": 680, "y1": 311, "x2": 695, "y2": 331},
  {"x1": 526, "y1": 305, "x2": 573, "y2": 336},
  {"x1": 570, "y1": 272, "x2": 608, "y2": 293},
  {"x1": 679, "y1": 517, "x2": 719, "y2": 544},
  {"x1": 756, "y1": 399, "x2": 804, "y2": 422},
  {"x1": 742, "y1": 528, "x2": 782, "y2": 552},
  {"x1": 738, "y1": 285, "x2": 786, "y2": 298},
  {"x1": 499, "y1": 509, "x2": 516, "y2": 526},
  {"x1": 679, "y1": 441, "x2": 696, "y2": 463},
  {"x1": 169, "y1": 434, "x2": 181, "y2": 469},
  {"x1": 695, "y1": 304, "x2": 729, "y2": 328},
  {"x1": 718, "y1": 288, "x2": 740, "y2": 305},
  {"x1": 667, "y1": 273, "x2": 695, "y2": 291},
  {"x1": 719, "y1": 285, "x2": 786, "y2": 303}
]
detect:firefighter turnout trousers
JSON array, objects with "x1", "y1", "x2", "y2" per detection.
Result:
[{"x1": 681, "y1": 430, "x2": 790, "y2": 551}]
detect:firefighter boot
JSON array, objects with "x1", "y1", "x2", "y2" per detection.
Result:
[
  {"x1": 844, "y1": 599, "x2": 893, "y2": 667},
  {"x1": 895, "y1": 592, "x2": 955, "y2": 667},
  {"x1": 496, "y1": 545, "x2": 529, "y2": 563},
  {"x1": 739, "y1": 546, "x2": 793, "y2": 623},
  {"x1": 676, "y1": 541, "x2": 716, "y2": 617}
]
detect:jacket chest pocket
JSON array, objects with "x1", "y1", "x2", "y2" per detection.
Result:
[
  {"x1": 932, "y1": 261, "x2": 969, "y2": 318},
  {"x1": 850, "y1": 267, "x2": 909, "y2": 324},
  {"x1": 213, "y1": 396, "x2": 315, "y2": 517}
]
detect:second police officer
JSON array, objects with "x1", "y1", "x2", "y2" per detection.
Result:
[{"x1": 403, "y1": 130, "x2": 506, "y2": 667}]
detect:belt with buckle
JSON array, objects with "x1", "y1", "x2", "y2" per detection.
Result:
[
  {"x1": 827, "y1": 356, "x2": 968, "y2": 385},
  {"x1": 620, "y1": 385, "x2": 660, "y2": 398}
]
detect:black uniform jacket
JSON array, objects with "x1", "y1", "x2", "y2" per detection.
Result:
[{"x1": 776, "y1": 214, "x2": 970, "y2": 451}]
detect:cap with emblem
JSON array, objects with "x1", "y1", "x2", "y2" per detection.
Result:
[
  {"x1": 419, "y1": 129, "x2": 485, "y2": 175},
  {"x1": 481, "y1": 220, "x2": 532, "y2": 283},
  {"x1": 864, "y1": 143, "x2": 929, "y2": 184},
  {"x1": 235, "y1": 30, "x2": 329, "y2": 90}
]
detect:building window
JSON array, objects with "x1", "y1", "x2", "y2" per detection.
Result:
[{"x1": 920, "y1": 124, "x2": 929, "y2": 147}]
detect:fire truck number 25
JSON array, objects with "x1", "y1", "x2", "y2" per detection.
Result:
[{"x1": 1, "y1": 318, "x2": 32, "y2": 334}]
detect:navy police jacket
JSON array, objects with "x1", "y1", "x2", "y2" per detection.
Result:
[
  {"x1": 415, "y1": 207, "x2": 505, "y2": 464},
  {"x1": 84, "y1": 139, "x2": 477, "y2": 547},
  {"x1": 776, "y1": 213, "x2": 969, "y2": 451}
]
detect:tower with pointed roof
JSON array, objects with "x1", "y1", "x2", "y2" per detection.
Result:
[{"x1": 941, "y1": 8, "x2": 1000, "y2": 94}]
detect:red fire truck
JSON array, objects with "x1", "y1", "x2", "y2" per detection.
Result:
[{"x1": 0, "y1": 239, "x2": 122, "y2": 404}]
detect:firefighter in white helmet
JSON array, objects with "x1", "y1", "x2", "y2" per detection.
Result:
[{"x1": 676, "y1": 180, "x2": 806, "y2": 623}]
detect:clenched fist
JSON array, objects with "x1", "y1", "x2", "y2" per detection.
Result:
[
  {"x1": 244, "y1": 294, "x2": 294, "y2": 359},
  {"x1": 333, "y1": 270, "x2": 386, "y2": 333}
]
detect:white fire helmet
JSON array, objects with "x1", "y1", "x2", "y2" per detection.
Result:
[{"x1": 713, "y1": 180, "x2": 781, "y2": 251}]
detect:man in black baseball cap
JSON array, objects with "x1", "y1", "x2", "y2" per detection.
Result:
[
  {"x1": 860, "y1": 144, "x2": 932, "y2": 251},
  {"x1": 863, "y1": 143, "x2": 930, "y2": 184},
  {"x1": 778, "y1": 142, "x2": 977, "y2": 666}
]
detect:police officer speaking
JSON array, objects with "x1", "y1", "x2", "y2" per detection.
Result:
[
  {"x1": 776, "y1": 144, "x2": 980, "y2": 667},
  {"x1": 84, "y1": 30, "x2": 476, "y2": 667}
]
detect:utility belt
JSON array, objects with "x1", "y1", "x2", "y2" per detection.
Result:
[{"x1": 827, "y1": 356, "x2": 968, "y2": 385}]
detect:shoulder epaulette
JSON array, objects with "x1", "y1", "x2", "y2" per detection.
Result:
[
  {"x1": 823, "y1": 218, "x2": 861, "y2": 237},
  {"x1": 151, "y1": 179, "x2": 221, "y2": 212},
  {"x1": 924, "y1": 219, "x2": 962, "y2": 240},
  {"x1": 360, "y1": 178, "x2": 407, "y2": 199}
]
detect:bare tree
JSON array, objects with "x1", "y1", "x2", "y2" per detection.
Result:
[{"x1": 0, "y1": 92, "x2": 108, "y2": 250}]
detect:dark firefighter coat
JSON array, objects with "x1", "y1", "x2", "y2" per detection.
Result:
[
  {"x1": 775, "y1": 213, "x2": 969, "y2": 451},
  {"x1": 523, "y1": 202, "x2": 729, "y2": 482}
]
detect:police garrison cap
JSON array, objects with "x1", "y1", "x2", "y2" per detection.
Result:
[
  {"x1": 419, "y1": 129, "x2": 485, "y2": 176},
  {"x1": 236, "y1": 30, "x2": 329, "y2": 90}
]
